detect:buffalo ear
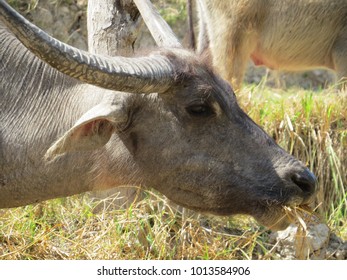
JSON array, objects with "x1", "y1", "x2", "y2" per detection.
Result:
[{"x1": 44, "y1": 103, "x2": 127, "y2": 161}]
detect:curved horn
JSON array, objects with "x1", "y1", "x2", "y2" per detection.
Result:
[
  {"x1": 0, "y1": 0, "x2": 175, "y2": 94},
  {"x1": 133, "y1": 0, "x2": 182, "y2": 48}
]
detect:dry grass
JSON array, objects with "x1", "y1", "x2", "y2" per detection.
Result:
[
  {"x1": 283, "y1": 205, "x2": 321, "y2": 259},
  {"x1": 0, "y1": 192, "x2": 278, "y2": 260}
]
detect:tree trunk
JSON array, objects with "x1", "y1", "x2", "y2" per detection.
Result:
[
  {"x1": 87, "y1": 0, "x2": 141, "y2": 56},
  {"x1": 87, "y1": 0, "x2": 143, "y2": 209}
]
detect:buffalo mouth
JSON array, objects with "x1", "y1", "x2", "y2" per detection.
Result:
[
  {"x1": 175, "y1": 202, "x2": 304, "y2": 231},
  {"x1": 250, "y1": 199, "x2": 316, "y2": 231},
  {"x1": 164, "y1": 179, "x2": 316, "y2": 231},
  {"x1": 252, "y1": 206, "x2": 294, "y2": 230},
  {"x1": 206, "y1": 204, "x2": 313, "y2": 231},
  {"x1": 178, "y1": 196, "x2": 313, "y2": 231}
]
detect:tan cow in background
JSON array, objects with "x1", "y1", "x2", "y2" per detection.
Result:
[{"x1": 196, "y1": 0, "x2": 347, "y2": 90}]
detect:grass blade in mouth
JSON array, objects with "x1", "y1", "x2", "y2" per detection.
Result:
[{"x1": 283, "y1": 205, "x2": 324, "y2": 259}]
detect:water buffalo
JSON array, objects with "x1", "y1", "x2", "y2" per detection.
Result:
[
  {"x1": 196, "y1": 0, "x2": 347, "y2": 90},
  {"x1": 0, "y1": 0, "x2": 316, "y2": 230}
]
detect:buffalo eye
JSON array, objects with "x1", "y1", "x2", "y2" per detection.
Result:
[{"x1": 186, "y1": 103, "x2": 215, "y2": 118}]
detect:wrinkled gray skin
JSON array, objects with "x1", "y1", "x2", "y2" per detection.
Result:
[{"x1": 0, "y1": 1, "x2": 316, "y2": 230}]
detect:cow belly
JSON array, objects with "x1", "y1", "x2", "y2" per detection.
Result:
[
  {"x1": 250, "y1": 52, "x2": 276, "y2": 69},
  {"x1": 250, "y1": 47, "x2": 332, "y2": 72}
]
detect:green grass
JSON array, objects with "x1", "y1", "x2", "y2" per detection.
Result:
[
  {"x1": 155, "y1": 0, "x2": 187, "y2": 27},
  {"x1": 0, "y1": 85, "x2": 345, "y2": 260},
  {"x1": 7, "y1": 0, "x2": 39, "y2": 12}
]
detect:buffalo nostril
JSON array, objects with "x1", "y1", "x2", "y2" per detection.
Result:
[{"x1": 291, "y1": 169, "x2": 317, "y2": 198}]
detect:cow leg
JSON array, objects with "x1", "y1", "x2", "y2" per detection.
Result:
[
  {"x1": 209, "y1": 27, "x2": 256, "y2": 91},
  {"x1": 332, "y1": 31, "x2": 347, "y2": 88}
]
